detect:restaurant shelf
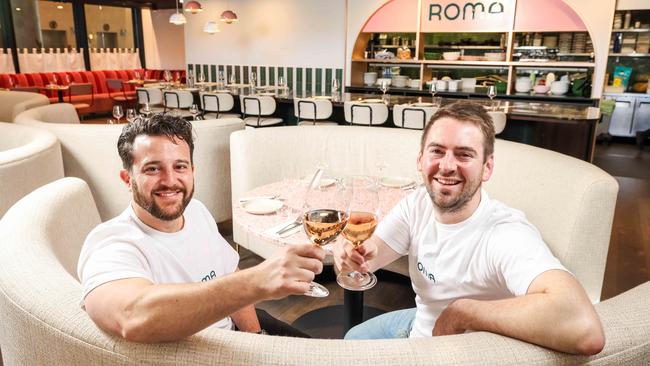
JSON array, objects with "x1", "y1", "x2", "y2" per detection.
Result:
[
  {"x1": 608, "y1": 53, "x2": 650, "y2": 58},
  {"x1": 611, "y1": 28, "x2": 650, "y2": 33}
]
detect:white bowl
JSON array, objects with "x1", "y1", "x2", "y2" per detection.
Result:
[
  {"x1": 442, "y1": 52, "x2": 460, "y2": 61},
  {"x1": 550, "y1": 81, "x2": 569, "y2": 95},
  {"x1": 376, "y1": 78, "x2": 391, "y2": 86},
  {"x1": 409, "y1": 79, "x2": 421, "y2": 88},
  {"x1": 484, "y1": 52, "x2": 505, "y2": 61},
  {"x1": 460, "y1": 78, "x2": 476, "y2": 90},
  {"x1": 533, "y1": 84, "x2": 550, "y2": 94}
]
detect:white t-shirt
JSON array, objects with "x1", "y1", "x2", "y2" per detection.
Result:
[
  {"x1": 376, "y1": 188, "x2": 566, "y2": 338},
  {"x1": 77, "y1": 199, "x2": 239, "y2": 330}
]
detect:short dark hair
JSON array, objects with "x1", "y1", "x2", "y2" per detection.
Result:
[
  {"x1": 117, "y1": 114, "x2": 195, "y2": 171},
  {"x1": 420, "y1": 101, "x2": 495, "y2": 161}
]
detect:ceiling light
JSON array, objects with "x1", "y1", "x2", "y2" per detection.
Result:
[
  {"x1": 169, "y1": 0, "x2": 186, "y2": 25},
  {"x1": 15, "y1": 7, "x2": 21, "y2": 11},
  {"x1": 184, "y1": 1, "x2": 203, "y2": 13},
  {"x1": 203, "y1": 21, "x2": 220, "y2": 34},
  {"x1": 57, "y1": 5, "x2": 63, "y2": 9},
  {"x1": 220, "y1": 10, "x2": 238, "y2": 24}
]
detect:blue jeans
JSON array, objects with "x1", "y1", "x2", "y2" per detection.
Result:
[{"x1": 344, "y1": 308, "x2": 416, "y2": 339}]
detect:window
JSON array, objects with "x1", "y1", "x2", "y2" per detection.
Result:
[
  {"x1": 11, "y1": 0, "x2": 76, "y2": 49},
  {"x1": 84, "y1": 4, "x2": 134, "y2": 49}
]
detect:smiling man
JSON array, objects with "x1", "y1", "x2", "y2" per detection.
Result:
[
  {"x1": 77, "y1": 114, "x2": 324, "y2": 342},
  {"x1": 333, "y1": 101, "x2": 605, "y2": 355}
]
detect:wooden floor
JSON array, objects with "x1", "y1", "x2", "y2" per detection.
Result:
[{"x1": 228, "y1": 140, "x2": 650, "y2": 328}]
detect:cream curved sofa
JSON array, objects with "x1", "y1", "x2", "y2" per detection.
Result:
[
  {"x1": 230, "y1": 126, "x2": 617, "y2": 303},
  {"x1": 0, "y1": 177, "x2": 647, "y2": 365},
  {"x1": 0, "y1": 90, "x2": 49, "y2": 123},
  {"x1": 0, "y1": 122, "x2": 63, "y2": 218},
  {"x1": 14, "y1": 103, "x2": 245, "y2": 222}
]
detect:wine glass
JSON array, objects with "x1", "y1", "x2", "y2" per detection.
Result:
[
  {"x1": 379, "y1": 79, "x2": 389, "y2": 102},
  {"x1": 141, "y1": 102, "x2": 152, "y2": 117},
  {"x1": 134, "y1": 71, "x2": 141, "y2": 81},
  {"x1": 337, "y1": 176, "x2": 379, "y2": 291},
  {"x1": 301, "y1": 170, "x2": 351, "y2": 297},
  {"x1": 163, "y1": 70, "x2": 172, "y2": 83},
  {"x1": 126, "y1": 108, "x2": 136, "y2": 123},
  {"x1": 429, "y1": 81, "x2": 437, "y2": 97},
  {"x1": 217, "y1": 71, "x2": 225, "y2": 87},
  {"x1": 331, "y1": 78, "x2": 340, "y2": 96},
  {"x1": 189, "y1": 104, "x2": 200, "y2": 120},
  {"x1": 228, "y1": 72, "x2": 236, "y2": 86},
  {"x1": 249, "y1": 71, "x2": 257, "y2": 90},
  {"x1": 112, "y1": 105, "x2": 124, "y2": 124},
  {"x1": 64, "y1": 74, "x2": 71, "y2": 85},
  {"x1": 198, "y1": 71, "x2": 205, "y2": 84},
  {"x1": 487, "y1": 85, "x2": 498, "y2": 110}
]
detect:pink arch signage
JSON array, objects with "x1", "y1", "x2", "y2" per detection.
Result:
[{"x1": 362, "y1": 0, "x2": 586, "y2": 33}]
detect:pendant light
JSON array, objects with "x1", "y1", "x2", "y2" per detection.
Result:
[
  {"x1": 169, "y1": 0, "x2": 186, "y2": 25},
  {"x1": 203, "y1": 20, "x2": 220, "y2": 34},
  {"x1": 220, "y1": 10, "x2": 238, "y2": 24},
  {"x1": 184, "y1": 1, "x2": 203, "y2": 14}
]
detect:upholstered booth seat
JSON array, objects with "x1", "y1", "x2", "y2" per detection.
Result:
[
  {"x1": 230, "y1": 126, "x2": 617, "y2": 303},
  {"x1": 0, "y1": 90, "x2": 49, "y2": 122},
  {"x1": 0, "y1": 69, "x2": 186, "y2": 115},
  {"x1": 0, "y1": 122, "x2": 64, "y2": 218},
  {"x1": 14, "y1": 103, "x2": 245, "y2": 223},
  {"x1": 0, "y1": 177, "x2": 648, "y2": 365}
]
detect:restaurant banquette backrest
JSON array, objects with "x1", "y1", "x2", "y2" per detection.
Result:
[
  {"x1": 0, "y1": 90, "x2": 49, "y2": 122},
  {"x1": 0, "y1": 122, "x2": 64, "y2": 218},
  {"x1": 484, "y1": 140, "x2": 618, "y2": 302}
]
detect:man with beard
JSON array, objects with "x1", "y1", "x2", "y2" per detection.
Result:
[
  {"x1": 78, "y1": 115, "x2": 324, "y2": 342},
  {"x1": 333, "y1": 102, "x2": 605, "y2": 355}
]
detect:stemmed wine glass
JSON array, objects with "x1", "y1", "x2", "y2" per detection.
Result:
[
  {"x1": 301, "y1": 169, "x2": 351, "y2": 297},
  {"x1": 189, "y1": 104, "x2": 200, "y2": 120},
  {"x1": 141, "y1": 102, "x2": 152, "y2": 118},
  {"x1": 249, "y1": 71, "x2": 257, "y2": 90},
  {"x1": 163, "y1": 70, "x2": 172, "y2": 83},
  {"x1": 337, "y1": 176, "x2": 379, "y2": 291},
  {"x1": 379, "y1": 79, "x2": 389, "y2": 102},
  {"x1": 198, "y1": 72, "x2": 205, "y2": 84},
  {"x1": 331, "y1": 78, "x2": 340, "y2": 96},
  {"x1": 112, "y1": 105, "x2": 124, "y2": 124},
  {"x1": 229, "y1": 72, "x2": 236, "y2": 86},
  {"x1": 487, "y1": 85, "x2": 498, "y2": 110},
  {"x1": 217, "y1": 71, "x2": 225, "y2": 87},
  {"x1": 126, "y1": 108, "x2": 136, "y2": 123}
]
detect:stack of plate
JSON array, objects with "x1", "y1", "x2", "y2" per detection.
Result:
[
  {"x1": 532, "y1": 33, "x2": 543, "y2": 47},
  {"x1": 622, "y1": 34, "x2": 637, "y2": 53},
  {"x1": 572, "y1": 33, "x2": 587, "y2": 53},
  {"x1": 364, "y1": 72, "x2": 378, "y2": 86},
  {"x1": 559, "y1": 33, "x2": 573, "y2": 54},
  {"x1": 391, "y1": 75, "x2": 409, "y2": 88},
  {"x1": 613, "y1": 13, "x2": 623, "y2": 29}
]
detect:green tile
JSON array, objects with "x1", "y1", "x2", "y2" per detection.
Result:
[
  {"x1": 287, "y1": 67, "x2": 293, "y2": 91},
  {"x1": 211, "y1": 65, "x2": 217, "y2": 82},
  {"x1": 297, "y1": 68, "x2": 303, "y2": 92},
  {"x1": 243, "y1": 66, "x2": 249, "y2": 84},
  {"x1": 325, "y1": 69, "x2": 333, "y2": 94},
  {"x1": 269, "y1": 67, "x2": 275, "y2": 85},
  {"x1": 316, "y1": 68, "x2": 323, "y2": 93},
  {"x1": 306, "y1": 68, "x2": 313, "y2": 92},
  {"x1": 260, "y1": 66, "x2": 266, "y2": 86}
]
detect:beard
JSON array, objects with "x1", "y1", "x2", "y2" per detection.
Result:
[
  {"x1": 131, "y1": 179, "x2": 194, "y2": 221},
  {"x1": 424, "y1": 171, "x2": 482, "y2": 214}
]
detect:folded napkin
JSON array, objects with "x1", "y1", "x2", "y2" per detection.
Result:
[{"x1": 264, "y1": 219, "x2": 303, "y2": 238}]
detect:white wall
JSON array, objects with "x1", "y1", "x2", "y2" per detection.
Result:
[
  {"x1": 142, "y1": 9, "x2": 186, "y2": 70},
  {"x1": 616, "y1": 0, "x2": 649, "y2": 10},
  {"x1": 184, "y1": 0, "x2": 346, "y2": 68}
]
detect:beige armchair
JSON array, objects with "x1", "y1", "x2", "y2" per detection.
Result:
[
  {"x1": 0, "y1": 122, "x2": 63, "y2": 218},
  {"x1": 0, "y1": 90, "x2": 49, "y2": 123},
  {"x1": 15, "y1": 103, "x2": 245, "y2": 222},
  {"x1": 0, "y1": 177, "x2": 647, "y2": 365}
]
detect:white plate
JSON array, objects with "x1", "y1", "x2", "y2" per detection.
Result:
[
  {"x1": 313, "y1": 95, "x2": 332, "y2": 100},
  {"x1": 301, "y1": 177, "x2": 337, "y2": 188},
  {"x1": 411, "y1": 102, "x2": 434, "y2": 107},
  {"x1": 257, "y1": 92, "x2": 276, "y2": 96},
  {"x1": 362, "y1": 99, "x2": 383, "y2": 103},
  {"x1": 241, "y1": 198, "x2": 283, "y2": 215},
  {"x1": 212, "y1": 89, "x2": 230, "y2": 93},
  {"x1": 181, "y1": 87, "x2": 199, "y2": 91},
  {"x1": 380, "y1": 176, "x2": 415, "y2": 188}
]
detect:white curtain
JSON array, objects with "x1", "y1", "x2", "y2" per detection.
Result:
[
  {"x1": 0, "y1": 49, "x2": 16, "y2": 73},
  {"x1": 90, "y1": 48, "x2": 141, "y2": 70},
  {"x1": 17, "y1": 48, "x2": 86, "y2": 73}
]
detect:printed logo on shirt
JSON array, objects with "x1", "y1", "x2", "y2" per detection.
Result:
[
  {"x1": 201, "y1": 270, "x2": 217, "y2": 282},
  {"x1": 417, "y1": 261, "x2": 436, "y2": 283}
]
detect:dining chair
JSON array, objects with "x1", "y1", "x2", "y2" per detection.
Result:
[
  {"x1": 343, "y1": 101, "x2": 389, "y2": 126},
  {"x1": 67, "y1": 83, "x2": 94, "y2": 119},
  {"x1": 106, "y1": 79, "x2": 136, "y2": 106},
  {"x1": 163, "y1": 90, "x2": 195, "y2": 117},
  {"x1": 488, "y1": 111, "x2": 507, "y2": 135},
  {"x1": 200, "y1": 92, "x2": 240, "y2": 119},
  {"x1": 393, "y1": 104, "x2": 437, "y2": 130},
  {"x1": 239, "y1": 95, "x2": 283, "y2": 127},
  {"x1": 136, "y1": 87, "x2": 165, "y2": 114},
  {"x1": 293, "y1": 97, "x2": 337, "y2": 126}
]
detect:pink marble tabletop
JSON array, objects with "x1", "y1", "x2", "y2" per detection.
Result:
[{"x1": 232, "y1": 178, "x2": 417, "y2": 247}]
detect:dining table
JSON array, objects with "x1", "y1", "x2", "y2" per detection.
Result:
[{"x1": 232, "y1": 177, "x2": 416, "y2": 338}]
